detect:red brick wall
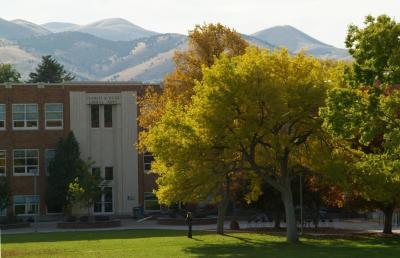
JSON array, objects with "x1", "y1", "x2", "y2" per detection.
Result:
[{"x1": 0, "y1": 83, "x2": 158, "y2": 215}]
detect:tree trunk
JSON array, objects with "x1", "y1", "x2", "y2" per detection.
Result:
[
  {"x1": 217, "y1": 175, "x2": 230, "y2": 234},
  {"x1": 383, "y1": 206, "x2": 394, "y2": 234},
  {"x1": 217, "y1": 201, "x2": 228, "y2": 234},
  {"x1": 282, "y1": 189, "x2": 299, "y2": 243}
]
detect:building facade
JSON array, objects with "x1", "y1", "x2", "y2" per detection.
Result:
[{"x1": 0, "y1": 82, "x2": 158, "y2": 217}]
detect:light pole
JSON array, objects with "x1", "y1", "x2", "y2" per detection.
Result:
[{"x1": 299, "y1": 173, "x2": 303, "y2": 235}]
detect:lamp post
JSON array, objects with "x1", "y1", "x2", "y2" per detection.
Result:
[{"x1": 299, "y1": 173, "x2": 303, "y2": 236}]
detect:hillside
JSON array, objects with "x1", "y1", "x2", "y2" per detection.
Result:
[{"x1": 252, "y1": 25, "x2": 349, "y2": 59}]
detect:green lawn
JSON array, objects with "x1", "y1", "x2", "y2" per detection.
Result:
[{"x1": 1, "y1": 229, "x2": 399, "y2": 258}]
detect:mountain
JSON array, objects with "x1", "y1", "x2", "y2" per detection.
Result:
[
  {"x1": 252, "y1": 25, "x2": 349, "y2": 59},
  {"x1": 42, "y1": 22, "x2": 80, "y2": 33},
  {"x1": 74, "y1": 18, "x2": 159, "y2": 41},
  {"x1": 0, "y1": 18, "x2": 50, "y2": 40},
  {"x1": 1, "y1": 18, "x2": 352, "y2": 82}
]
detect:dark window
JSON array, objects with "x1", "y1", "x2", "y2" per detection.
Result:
[
  {"x1": 104, "y1": 105, "x2": 113, "y2": 128},
  {"x1": 105, "y1": 167, "x2": 113, "y2": 180},
  {"x1": 92, "y1": 167, "x2": 101, "y2": 177},
  {"x1": 144, "y1": 152, "x2": 154, "y2": 173},
  {"x1": 91, "y1": 105, "x2": 99, "y2": 128}
]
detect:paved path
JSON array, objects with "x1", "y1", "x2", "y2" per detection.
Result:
[{"x1": 2, "y1": 219, "x2": 400, "y2": 235}]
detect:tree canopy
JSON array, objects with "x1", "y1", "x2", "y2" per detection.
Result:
[
  {"x1": 29, "y1": 55, "x2": 75, "y2": 83},
  {"x1": 0, "y1": 64, "x2": 20, "y2": 83},
  {"x1": 346, "y1": 15, "x2": 400, "y2": 86}
]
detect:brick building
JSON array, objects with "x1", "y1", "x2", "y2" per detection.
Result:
[{"x1": 0, "y1": 82, "x2": 158, "y2": 217}]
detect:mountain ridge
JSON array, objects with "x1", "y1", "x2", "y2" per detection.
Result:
[{"x1": 0, "y1": 17, "x2": 350, "y2": 82}]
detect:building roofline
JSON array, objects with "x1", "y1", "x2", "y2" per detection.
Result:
[{"x1": 0, "y1": 81, "x2": 160, "y2": 87}]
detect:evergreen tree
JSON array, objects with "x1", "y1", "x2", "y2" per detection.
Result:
[
  {"x1": 29, "y1": 55, "x2": 75, "y2": 83},
  {"x1": 0, "y1": 177, "x2": 11, "y2": 214},
  {"x1": 45, "y1": 132, "x2": 83, "y2": 214},
  {"x1": 0, "y1": 64, "x2": 20, "y2": 83}
]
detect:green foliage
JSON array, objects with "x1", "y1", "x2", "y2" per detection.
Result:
[
  {"x1": 346, "y1": 15, "x2": 400, "y2": 85},
  {"x1": 0, "y1": 177, "x2": 11, "y2": 212},
  {"x1": 45, "y1": 132, "x2": 84, "y2": 214},
  {"x1": 68, "y1": 161, "x2": 104, "y2": 215},
  {"x1": 0, "y1": 64, "x2": 20, "y2": 83},
  {"x1": 29, "y1": 55, "x2": 75, "y2": 83}
]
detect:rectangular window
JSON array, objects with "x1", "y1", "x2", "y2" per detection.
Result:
[
  {"x1": 91, "y1": 105, "x2": 100, "y2": 128},
  {"x1": 0, "y1": 150, "x2": 6, "y2": 176},
  {"x1": 94, "y1": 187, "x2": 113, "y2": 213},
  {"x1": 45, "y1": 149, "x2": 56, "y2": 176},
  {"x1": 144, "y1": 152, "x2": 154, "y2": 173},
  {"x1": 92, "y1": 167, "x2": 101, "y2": 177},
  {"x1": 12, "y1": 104, "x2": 38, "y2": 129},
  {"x1": 104, "y1": 105, "x2": 113, "y2": 128},
  {"x1": 13, "y1": 149, "x2": 39, "y2": 175},
  {"x1": 0, "y1": 207, "x2": 6, "y2": 216},
  {"x1": 45, "y1": 103, "x2": 63, "y2": 129},
  {"x1": 105, "y1": 167, "x2": 113, "y2": 180},
  {"x1": 144, "y1": 192, "x2": 160, "y2": 211},
  {"x1": 0, "y1": 104, "x2": 5, "y2": 129},
  {"x1": 13, "y1": 195, "x2": 39, "y2": 215}
]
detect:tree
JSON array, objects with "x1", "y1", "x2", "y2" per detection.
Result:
[
  {"x1": 145, "y1": 105, "x2": 250, "y2": 234},
  {"x1": 346, "y1": 15, "x2": 400, "y2": 86},
  {"x1": 68, "y1": 161, "x2": 104, "y2": 218},
  {"x1": 45, "y1": 132, "x2": 83, "y2": 214},
  {"x1": 140, "y1": 23, "x2": 249, "y2": 234},
  {"x1": 138, "y1": 23, "x2": 248, "y2": 139},
  {"x1": 188, "y1": 47, "x2": 341, "y2": 243},
  {"x1": 29, "y1": 55, "x2": 74, "y2": 83},
  {"x1": 321, "y1": 15, "x2": 400, "y2": 234},
  {"x1": 0, "y1": 64, "x2": 20, "y2": 83},
  {"x1": 0, "y1": 177, "x2": 11, "y2": 215}
]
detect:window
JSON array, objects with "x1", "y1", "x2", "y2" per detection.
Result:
[
  {"x1": 91, "y1": 105, "x2": 100, "y2": 128},
  {"x1": 0, "y1": 150, "x2": 5, "y2": 176},
  {"x1": 144, "y1": 192, "x2": 160, "y2": 211},
  {"x1": 13, "y1": 149, "x2": 39, "y2": 175},
  {"x1": 104, "y1": 105, "x2": 113, "y2": 128},
  {"x1": 45, "y1": 103, "x2": 63, "y2": 129},
  {"x1": 92, "y1": 167, "x2": 101, "y2": 177},
  {"x1": 105, "y1": 167, "x2": 113, "y2": 180},
  {"x1": 0, "y1": 104, "x2": 5, "y2": 129},
  {"x1": 13, "y1": 195, "x2": 39, "y2": 215},
  {"x1": 94, "y1": 187, "x2": 113, "y2": 213},
  {"x1": 12, "y1": 104, "x2": 38, "y2": 129},
  {"x1": 45, "y1": 149, "x2": 56, "y2": 176},
  {"x1": 0, "y1": 207, "x2": 6, "y2": 216},
  {"x1": 144, "y1": 152, "x2": 154, "y2": 173}
]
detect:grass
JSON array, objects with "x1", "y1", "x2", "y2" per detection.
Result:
[{"x1": 1, "y1": 229, "x2": 399, "y2": 258}]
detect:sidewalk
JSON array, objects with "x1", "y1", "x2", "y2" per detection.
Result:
[{"x1": 2, "y1": 219, "x2": 400, "y2": 235}]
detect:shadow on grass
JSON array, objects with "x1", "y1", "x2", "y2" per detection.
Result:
[
  {"x1": 183, "y1": 234, "x2": 400, "y2": 258},
  {"x1": 2, "y1": 229, "x2": 212, "y2": 244}
]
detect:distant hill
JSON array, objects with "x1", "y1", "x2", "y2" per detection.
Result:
[
  {"x1": 0, "y1": 18, "x2": 351, "y2": 82},
  {"x1": 252, "y1": 25, "x2": 349, "y2": 59},
  {"x1": 74, "y1": 18, "x2": 159, "y2": 41},
  {"x1": 0, "y1": 18, "x2": 50, "y2": 40},
  {"x1": 42, "y1": 22, "x2": 80, "y2": 33}
]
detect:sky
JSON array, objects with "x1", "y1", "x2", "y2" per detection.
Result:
[{"x1": 0, "y1": 0, "x2": 399, "y2": 48}]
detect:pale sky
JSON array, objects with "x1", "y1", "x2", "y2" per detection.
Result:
[{"x1": 1, "y1": 0, "x2": 399, "y2": 48}]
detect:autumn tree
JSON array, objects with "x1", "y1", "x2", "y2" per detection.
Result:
[
  {"x1": 320, "y1": 15, "x2": 400, "y2": 234},
  {"x1": 138, "y1": 23, "x2": 248, "y2": 136},
  {"x1": 0, "y1": 64, "x2": 20, "y2": 83},
  {"x1": 145, "y1": 104, "x2": 250, "y2": 234},
  {"x1": 29, "y1": 55, "x2": 74, "y2": 83},
  {"x1": 185, "y1": 47, "x2": 341, "y2": 243},
  {"x1": 140, "y1": 24, "x2": 249, "y2": 234}
]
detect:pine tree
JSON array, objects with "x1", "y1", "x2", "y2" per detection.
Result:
[
  {"x1": 45, "y1": 132, "x2": 83, "y2": 214},
  {"x1": 29, "y1": 55, "x2": 75, "y2": 83}
]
